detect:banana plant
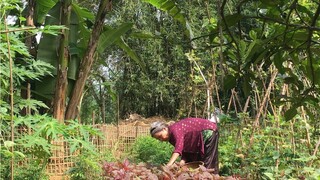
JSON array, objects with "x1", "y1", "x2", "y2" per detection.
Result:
[{"x1": 33, "y1": 0, "x2": 143, "y2": 121}]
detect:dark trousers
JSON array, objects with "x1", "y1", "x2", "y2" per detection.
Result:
[{"x1": 203, "y1": 130, "x2": 219, "y2": 174}]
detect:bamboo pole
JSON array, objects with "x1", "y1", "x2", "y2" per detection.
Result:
[
  {"x1": 253, "y1": 79, "x2": 262, "y2": 118},
  {"x1": 253, "y1": 69, "x2": 278, "y2": 127},
  {"x1": 0, "y1": 26, "x2": 36, "y2": 33},
  {"x1": 227, "y1": 92, "x2": 233, "y2": 113},
  {"x1": 249, "y1": 69, "x2": 278, "y2": 146},
  {"x1": 4, "y1": 15, "x2": 15, "y2": 180},
  {"x1": 25, "y1": 0, "x2": 35, "y2": 134},
  {"x1": 290, "y1": 120, "x2": 296, "y2": 155},
  {"x1": 233, "y1": 89, "x2": 243, "y2": 112},
  {"x1": 301, "y1": 107, "x2": 312, "y2": 154},
  {"x1": 232, "y1": 89, "x2": 238, "y2": 114},
  {"x1": 192, "y1": 58, "x2": 211, "y2": 118},
  {"x1": 309, "y1": 136, "x2": 320, "y2": 166}
]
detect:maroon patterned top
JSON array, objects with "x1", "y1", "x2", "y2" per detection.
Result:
[{"x1": 168, "y1": 118, "x2": 218, "y2": 161}]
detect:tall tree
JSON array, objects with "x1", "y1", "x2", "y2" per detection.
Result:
[
  {"x1": 53, "y1": 0, "x2": 72, "y2": 121},
  {"x1": 32, "y1": 0, "x2": 138, "y2": 121},
  {"x1": 65, "y1": 0, "x2": 112, "y2": 120}
]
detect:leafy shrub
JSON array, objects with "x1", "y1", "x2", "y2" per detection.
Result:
[
  {"x1": 67, "y1": 150, "x2": 116, "y2": 180},
  {"x1": 130, "y1": 136, "x2": 173, "y2": 165},
  {"x1": 218, "y1": 116, "x2": 320, "y2": 179},
  {"x1": 219, "y1": 134, "x2": 243, "y2": 176},
  {"x1": 1, "y1": 115, "x2": 103, "y2": 180},
  {"x1": 0, "y1": 155, "x2": 48, "y2": 180}
]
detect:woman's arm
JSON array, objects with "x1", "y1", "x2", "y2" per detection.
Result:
[{"x1": 166, "y1": 152, "x2": 180, "y2": 166}]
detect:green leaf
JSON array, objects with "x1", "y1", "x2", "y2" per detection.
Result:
[
  {"x1": 249, "y1": 30, "x2": 257, "y2": 40},
  {"x1": 223, "y1": 14, "x2": 243, "y2": 27},
  {"x1": 160, "y1": 1, "x2": 175, "y2": 10},
  {"x1": 259, "y1": 0, "x2": 282, "y2": 7},
  {"x1": 130, "y1": 31, "x2": 161, "y2": 39},
  {"x1": 272, "y1": 151, "x2": 280, "y2": 160},
  {"x1": 4, "y1": 141, "x2": 15, "y2": 148},
  {"x1": 35, "y1": 0, "x2": 58, "y2": 23},
  {"x1": 296, "y1": 4, "x2": 313, "y2": 19},
  {"x1": 41, "y1": 25, "x2": 67, "y2": 36},
  {"x1": 13, "y1": 151, "x2": 26, "y2": 158},
  {"x1": 97, "y1": 23, "x2": 133, "y2": 53},
  {"x1": 293, "y1": 155, "x2": 317, "y2": 162},
  {"x1": 1, "y1": 150, "x2": 14, "y2": 157},
  {"x1": 18, "y1": 99, "x2": 49, "y2": 112},
  {"x1": 242, "y1": 76, "x2": 251, "y2": 98},
  {"x1": 239, "y1": 40, "x2": 247, "y2": 58},
  {"x1": 284, "y1": 107, "x2": 297, "y2": 121},
  {"x1": 99, "y1": 81, "x2": 117, "y2": 102},
  {"x1": 291, "y1": 31, "x2": 309, "y2": 41},
  {"x1": 115, "y1": 37, "x2": 146, "y2": 72},
  {"x1": 273, "y1": 52, "x2": 285, "y2": 74},
  {"x1": 223, "y1": 75, "x2": 237, "y2": 91},
  {"x1": 69, "y1": 140, "x2": 80, "y2": 154},
  {"x1": 72, "y1": 3, "x2": 95, "y2": 21},
  {"x1": 263, "y1": 172, "x2": 275, "y2": 180},
  {"x1": 18, "y1": 135, "x2": 51, "y2": 155},
  {"x1": 35, "y1": 1, "x2": 82, "y2": 99}
]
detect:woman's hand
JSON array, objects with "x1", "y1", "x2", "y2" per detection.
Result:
[
  {"x1": 166, "y1": 152, "x2": 180, "y2": 166},
  {"x1": 179, "y1": 159, "x2": 186, "y2": 167}
]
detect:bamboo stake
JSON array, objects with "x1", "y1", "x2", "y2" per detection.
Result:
[
  {"x1": 254, "y1": 81, "x2": 263, "y2": 118},
  {"x1": 274, "y1": 101, "x2": 280, "y2": 175},
  {"x1": 214, "y1": 76, "x2": 222, "y2": 111},
  {"x1": 192, "y1": 58, "x2": 211, "y2": 118},
  {"x1": 232, "y1": 89, "x2": 238, "y2": 114},
  {"x1": 4, "y1": 15, "x2": 15, "y2": 180},
  {"x1": 254, "y1": 86, "x2": 259, "y2": 115},
  {"x1": 253, "y1": 70, "x2": 278, "y2": 127},
  {"x1": 301, "y1": 106, "x2": 312, "y2": 154},
  {"x1": 209, "y1": 49, "x2": 222, "y2": 111},
  {"x1": 188, "y1": 66, "x2": 195, "y2": 117},
  {"x1": 290, "y1": 120, "x2": 296, "y2": 155},
  {"x1": 117, "y1": 94, "x2": 120, "y2": 140},
  {"x1": 243, "y1": 96, "x2": 250, "y2": 123},
  {"x1": 227, "y1": 92, "x2": 233, "y2": 113},
  {"x1": 233, "y1": 89, "x2": 243, "y2": 112},
  {"x1": 25, "y1": 0, "x2": 34, "y2": 134},
  {"x1": 249, "y1": 69, "x2": 278, "y2": 146},
  {"x1": 309, "y1": 136, "x2": 320, "y2": 166},
  {"x1": 280, "y1": 82, "x2": 296, "y2": 155},
  {"x1": 206, "y1": 1, "x2": 221, "y2": 113},
  {"x1": 0, "y1": 26, "x2": 36, "y2": 33}
]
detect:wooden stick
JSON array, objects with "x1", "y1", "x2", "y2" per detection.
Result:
[
  {"x1": 0, "y1": 26, "x2": 36, "y2": 33},
  {"x1": 249, "y1": 69, "x2": 278, "y2": 146},
  {"x1": 301, "y1": 106, "x2": 312, "y2": 154},
  {"x1": 4, "y1": 15, "x2": 15, "y2": 180}
]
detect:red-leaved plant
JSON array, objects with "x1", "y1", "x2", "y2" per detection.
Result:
[{"x1": 101, "y1": 159, "x2": 241, "y2": 179}]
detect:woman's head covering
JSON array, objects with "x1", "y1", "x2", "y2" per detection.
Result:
[{"x1": 150, "y1": 121, "x2": 167, "y2": 136}]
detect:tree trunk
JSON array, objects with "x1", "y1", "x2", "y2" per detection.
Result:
[
  {"x1": 53, "y1": 0, "x2": 72, "y2": 122},
  {"x1": 65, "y1": 0, "x2": 112, "y2": 120},
  {"x1": 21, "y1": 0, "x2": 36, "y2": 117}
]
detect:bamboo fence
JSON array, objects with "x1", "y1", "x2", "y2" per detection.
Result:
[
  {"x1": 46, "y1": 124, "x2": 150, "y2": 178},
  {"x1": 2, "y1": 124, "x2": 150, "y2": 179}
]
